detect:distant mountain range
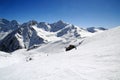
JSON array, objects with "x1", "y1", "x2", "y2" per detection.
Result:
[{"x1": 0, "y1": 18, "x2": 107, "y2": 52}]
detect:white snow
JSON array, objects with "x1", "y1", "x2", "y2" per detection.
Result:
[
  {"x1": 0, "y1": 26, "x2": 120, "y2": 80},
  {"x1": 32, "y1": 25, "x2": 62, "y2": 42},
  {"x1": 0, "y1": 31, "x2": 11, "y2": 40}
]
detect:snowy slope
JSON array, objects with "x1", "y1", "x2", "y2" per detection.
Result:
[
  {"x1": 0, "y1": 19, "x2": 97, "y2": 53},
  {"x1": 0, "y1": 26, "x2": 120, "y2": 80}
]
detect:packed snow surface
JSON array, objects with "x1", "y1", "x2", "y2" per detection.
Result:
[{"x1": 0, "y1": 26, "x2": 120, "y2": 80}]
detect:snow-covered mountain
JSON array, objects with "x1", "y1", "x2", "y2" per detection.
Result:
[
  {"x1": 37, "y1": 20, "x2": 69, "y2": 32},
  {"x1": 0, "y1": 21, "x2": 48, "y2": 52},
  {"x1": 0, "y1": 26, "x2": 119, "y2": 80},
  {"x1": 0, "y1": 18, "x2": 19, "y2": 32},
  {"x1": 0, "y1": 18, "x2": 19, "y2": 40},
  {"x1": 0, "y1": 19, "x2": 107, "y2": 53}
]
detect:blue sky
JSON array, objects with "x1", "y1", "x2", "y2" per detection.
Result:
[{"x1": 0, "y1": 0, "x2": 120, "y2": 28}]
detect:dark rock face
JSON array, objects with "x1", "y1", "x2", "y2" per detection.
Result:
[
  {"x1": 0, "y1": 21, "x2": 45, "y2": 52},
  {"x1": 38, "y1": 22, "x2": 51, "y2": 31},
  {"x1": 97, "y1": 27, "x2": 107, "y2": 30},
  {"x1": 0, "y1": 19, "x2": 107, "y2": 53},
  {"x1": 50, "y1": 20, "x2": 68, "y2": 32},
  {"x1": 0, "y1": 33, "x2": 23, "y2": 52},
  {"x1": 57, "y1": 25, "x2": 80, "y2": 37},
  {"x1": 0, "y1": 18, "x2": 19, "y2": 32},
  {"x1": 87, "y1": 27, "x2": 107, "y2": 33},
  {"x1": 65, "y1": 45, "x2": 76, "y2": 51},
  {"x1": 20, "y1": 22, "x2": 45, "y2": 49},
  {"x1": 86, "y1": 27, "x2": 96, "y2": 33}
]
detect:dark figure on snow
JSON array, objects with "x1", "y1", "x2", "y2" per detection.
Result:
[
  {"x1": 65, "y1": 45, "x2": 76, "y2": 51},
  {"x1": 26, "y1": 57, "x2": 32, "y2": 62}
]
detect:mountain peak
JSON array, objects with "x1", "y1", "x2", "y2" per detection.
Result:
[
  {"x1": 0, "y1": 18, "x2": 10, "y2": 24},
  {"x1": 57, "y1": 20, "x2": 64, "y2": 23},
  {"x1": 28, "y1": 20, "x2": 38, "y2": 26},
  {"x1": 0, "y1": 18, "x2": 108, "y2": 53},
  {"x1": 49, "y1": 20, "x2": 68, "y2": 32}
]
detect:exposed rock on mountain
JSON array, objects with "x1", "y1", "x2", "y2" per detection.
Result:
[
  {"x1": 0, "y1": 19, "x2": 107, "y2": 52},
  {"x1": 87, "y1": 27, "x2": 107, "y2": 33}
]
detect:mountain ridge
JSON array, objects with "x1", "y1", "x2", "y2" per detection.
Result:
[
  {"x1": 0, "y1": 26, "x2": 120, "y2": 80},
  {"x1": 0, "y1": 18, "x2": 107, "y2": 53}
]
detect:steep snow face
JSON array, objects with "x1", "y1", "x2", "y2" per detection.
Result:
[
  {"x1": 56, "y1": 24, "x2": 80, "y2": 37},
  {"x1": 37, "y1": 20, "x2": 84, "y2": 38},
  {"x1": 0, "y1": 19, "x2": 19, "y2": 40},
  {"x1": 0, "y1": 19, "x2": 107, "y2": 53},
  {"x1": 56, "y1": 24, "x2": 94, "y2": 38},
  {"x1": 33, "y1": 25, "x2": 61, "y2": 42},
  {"x1": 19, "y1": 22, "x2": 46, "y2": 49},
  {"x1": 0, "y1": 26, "x2": 119, "y2": 80},
  {"x1": 0, "y1": 21, "x2": 46, "y2": 52},
  {"x1": 37, "y1": 20, "x2": 68, "y2": 32},
  {"x1": 32, "y1": 24, "x2": 94, "y2": 53},
  {"x1": 38, "y1": 22, "x2": 51, "y2": 31},
  {"x1": 0, "y1": 32, "x2": 10, "y2": 40}
]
